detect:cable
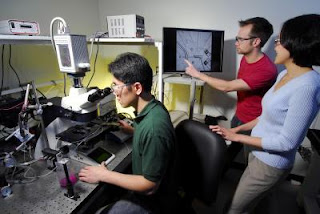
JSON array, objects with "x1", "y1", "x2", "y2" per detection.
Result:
[
  {"x1": 0, "y1": 101, "x2": 23, "y2": 110},
  {"x1": 50, "y1": 17, "x2": 69, "y2": 96},
  {"x1": 5, "y1": 162, "x2": 37, "y2": 184},
  {"x1": 1, "y1": 45, "x2": 4, "y2": 96},
  {"x1": 87, "y1": 34, "x2": 101, "y2": 87},
  {"x1": 117, "y1": 112, "x2": 134, "y2": 120},
  {"x1": 22, "y1": 158, "x2": 57, "y2": 179},
  {"x1": 86, "y1": 36, "x2": 99, "y2": 87},
  {"x1": 74, "y1": 125, "x2": 104, "y2": 150},
  {"x1": 49, "y1": 17, "x2": 69, "y2": 53},
  {"x1": 63, "y1": 73, "x2": 67, "y2": 96},
  {"x1": 24, "y1": 165, "x2": 57, "y2": 179},
  {"x1": 8, "y1": 45, "x2": 24, "y2": 91},
  {"x1": 89, "y1": 31, "x2": 99, "y2": 60},
  {"x1": 87, "y1": 32, "x2": 108, "y2": 88},
  {"x1": 3, "y1": 152, "x2": 54, "y2": 184},
  {"x1": 89, "y1": 31, "x2": 108, "y2": 60},
  {"x1": 36, "y1": 88, "x2": 47, "y2": 99},
  {"x1": 16, "y1": 157, "x2": 39, "y2": 167}
]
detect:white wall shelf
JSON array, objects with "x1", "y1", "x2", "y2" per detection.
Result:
[
  {"x1": 92, "y1": 37, "x2": 155, "y2": 43},
  {"x1": 0, "y1": 35, "x2": 51, "y2": 44},
  {"x1": 0, "y1": 35, "x2": 154, "y2": 45}
]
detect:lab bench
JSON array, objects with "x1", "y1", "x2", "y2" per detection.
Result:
[{"x1": 0, "y1": 137, "x2": 132, "y2": 214}]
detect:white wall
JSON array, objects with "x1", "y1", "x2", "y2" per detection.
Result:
[{"x1": 98, "y1": 0, "x2": 320, "y2": 121}]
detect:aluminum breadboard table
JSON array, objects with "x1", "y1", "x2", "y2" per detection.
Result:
[{"x1": 0, "y1": 138, "x2": 132, "y2": 214}]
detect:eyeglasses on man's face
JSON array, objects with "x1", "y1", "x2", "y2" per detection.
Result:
[
  {"x1": 235, "y1": 36, "x2": 257, "y2": 42},
  {"x1": 110, "y1": 83, "x2": 131, "y2": 93}
]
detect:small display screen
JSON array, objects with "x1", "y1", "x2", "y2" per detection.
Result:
[
  {"x1": 58, "y1": 44, "x2": 71, "y2": 67},
  {"x1": 87, "y1": 147, "x2": 113, "y2": 163}
]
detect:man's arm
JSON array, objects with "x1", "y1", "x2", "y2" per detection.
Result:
[
  {"x1": 185, "y1": 59, "x2": 250, "y2": 92},
  {"x1": 79, "y1": 164, "x2": 157, "y2": 194}
]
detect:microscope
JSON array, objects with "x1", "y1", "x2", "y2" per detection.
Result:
[
  {"x1": 51, "y1": 17, "x2": 113, "y2": 115},
  {"x1": 45, "y1": 18, "x2": 118, "y2": 166}
]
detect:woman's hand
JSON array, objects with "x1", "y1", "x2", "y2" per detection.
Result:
[{"x1": 210, "y1": 125, "x2": 239, "y2": 142}]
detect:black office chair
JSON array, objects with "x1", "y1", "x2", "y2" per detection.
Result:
[{"x1": 175, "y1": 119, "x2": 227, "y2": 212}]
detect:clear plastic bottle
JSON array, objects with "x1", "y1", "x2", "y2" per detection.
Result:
[{"x1": 56, "y1": 154, "x2": 77, "y2": 188}]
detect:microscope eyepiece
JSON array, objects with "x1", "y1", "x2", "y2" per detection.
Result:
[{"x1": 88, "y1": 87, "x2": 112, "y2": 103}]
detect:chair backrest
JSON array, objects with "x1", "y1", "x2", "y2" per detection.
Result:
[
  {"x1": 175, "y1": 119, "x2": 227, "y2": 205},
  {"x1": 307, "y1": 129, "x2": 320, "y2": 155}
]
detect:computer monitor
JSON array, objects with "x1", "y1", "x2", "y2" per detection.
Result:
[{"x1": 163, "y1": 27, "x2": 224, "y2": 74}]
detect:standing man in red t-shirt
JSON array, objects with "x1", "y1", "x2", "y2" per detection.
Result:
[{"x1": 185, "y1": 17, "x2": 277, "y2": 167}]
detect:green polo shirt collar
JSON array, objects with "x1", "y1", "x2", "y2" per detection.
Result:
[{"x1": 135, "y1": 97, "x2": 157, "y2": 122}]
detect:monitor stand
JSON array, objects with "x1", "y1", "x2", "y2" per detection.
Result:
[
  {"x1": 189, "y1": 79, "x2": 196, "y2": 120},
  {"x1": 162, "y1": 74, "x2": 205, "y2": 120}
]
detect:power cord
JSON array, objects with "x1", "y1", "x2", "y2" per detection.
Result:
[{"x1": 86, "y1": 32, "x2": 108, "y2": 87}]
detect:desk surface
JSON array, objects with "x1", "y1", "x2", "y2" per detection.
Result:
[{"x1": 0, "y1": 138, "x2": 132, "y2": 214}]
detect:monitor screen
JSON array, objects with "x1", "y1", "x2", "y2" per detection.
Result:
[
  {"x1": 163, "y1": 27, "x2": 224, "y2": 73},
  {"x1": 87, "y1": 147, "x2": 114, "y2": 164},
  {"x1": 57, "y1": 44, "x2": 72, "y2": 67}
]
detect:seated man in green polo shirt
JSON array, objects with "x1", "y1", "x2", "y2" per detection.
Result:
[{"x1": 79, "y1": 52, "x2": 177, "y2": 214}]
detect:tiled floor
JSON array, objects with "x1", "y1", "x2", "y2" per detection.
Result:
[
  {"x1": 192, "y1": 166, "x2": 304, "y2": 214},
  {"x1": 192, "y1": 164, "x2": 306, "y2": 214}
]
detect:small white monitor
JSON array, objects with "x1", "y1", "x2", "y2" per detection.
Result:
[{"x1": 54, "y1": 34, "x2": 90, "y2": 74}]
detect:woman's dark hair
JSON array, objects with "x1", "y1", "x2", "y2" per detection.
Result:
[
  {"x1": 108, "y1": 52, "x2": 153, "y2": 93},
  {"x1": 280, "y1": 14, "x2": 320, "y2": 67},
  {"x1": 239, "y1": 17, "x2": 273, "y2": 48}
]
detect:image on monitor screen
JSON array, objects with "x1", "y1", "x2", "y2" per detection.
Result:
[
  {"x1": 176, "y1": 30, "x2": 212, "y2": 71},
  {"x1": 58, "y1": 44, "x2": 72, "y2": 67},
  {"x1": 163, "y1": 27, "x2": 224, "y2": 73}
]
